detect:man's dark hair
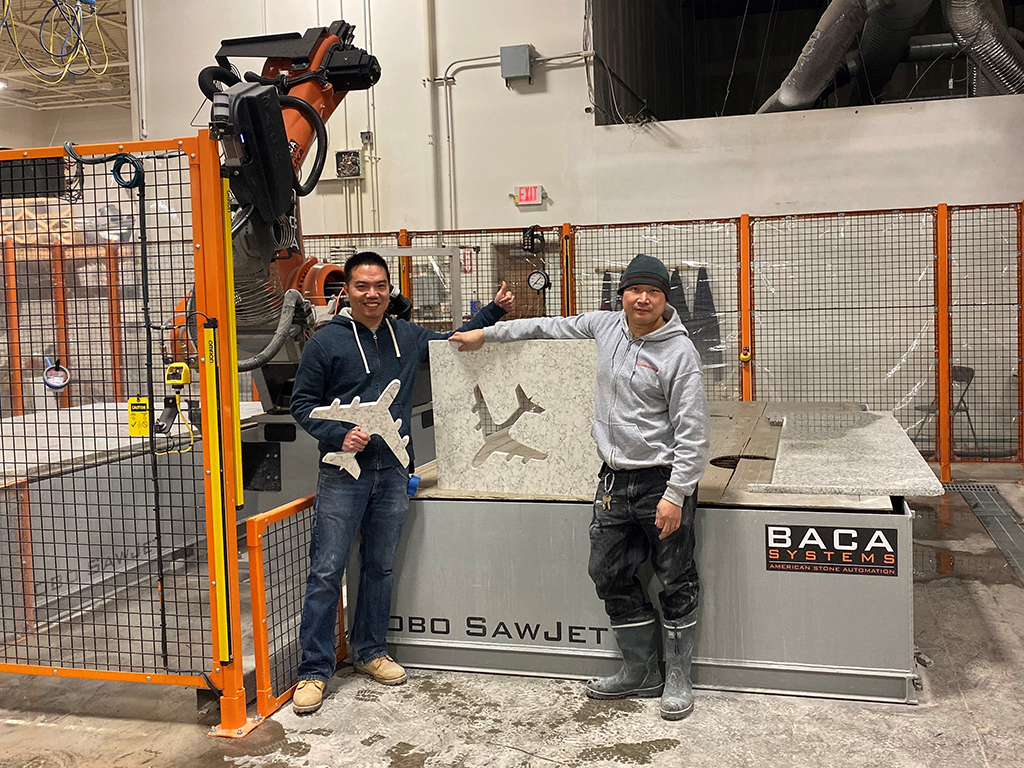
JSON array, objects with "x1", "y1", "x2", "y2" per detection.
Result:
[{"x1": 344, "y1": 251, "x2": 391, "y2": 284}]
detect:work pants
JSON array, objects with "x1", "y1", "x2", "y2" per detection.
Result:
[{"x1": 589, "y1": 464, "x2": 699, "y2": 625}]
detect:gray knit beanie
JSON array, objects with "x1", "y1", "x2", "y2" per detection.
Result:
[{"x1": 617, "y1": 253, "x2": 670, "y2": 296}]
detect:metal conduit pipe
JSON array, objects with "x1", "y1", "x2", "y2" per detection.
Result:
[
  {"x1": 942, "y1": 0, "x2": 1024, "y2": 94},
  {"x1": 758, "y1": 0, "x2": 895, "y2": 114},
  {"x1": 855, "y1": 0, "x2": 934, "y2": 102},
  {"x1": 846, "y1": 29, "x2": 1024, "y2": 65}
]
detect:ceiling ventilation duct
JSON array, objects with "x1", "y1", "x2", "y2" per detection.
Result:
[
  {"x1": 852, "y1": 0, "x2": 935, "y2": 103},
  {"x1": 942, "y1": 0, "x2": 1024, "y2": 94},
  {"x1": 757, "y1": 0, "x2": 895, "y2": 114}
]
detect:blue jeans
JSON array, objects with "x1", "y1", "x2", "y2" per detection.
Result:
[
  {"x1": 588, "y1": 464, "x2": 699, "y2": 625},
  {"x1": 297, "y1": 465, "x2": 409, "y2": 682}
]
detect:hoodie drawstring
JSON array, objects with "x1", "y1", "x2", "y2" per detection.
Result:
[
  {"x1": 350, "y1": 318, "x2": 400, "y2": 375},
  {"x1": 386, "y1": 318, "x2": 401, "y2": 359},
  {"x1": 352, "y1": 323, "x2": 371, "y2": 375}
]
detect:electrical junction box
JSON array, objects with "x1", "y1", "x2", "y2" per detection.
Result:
[
  {"x1": 500, "y1": 45, "x2": 532, "y2": 82},
  {"x1": 335, "y1": 149, "x2": 363, "y2": 179}
]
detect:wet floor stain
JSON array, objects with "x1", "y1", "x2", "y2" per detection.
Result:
[
  {"x1": 572, "y1": 698, "x2": 644, "y2": 725},
  {"x1": 910, "y1": 492, "x2": 1021, "y2": 586},
  {"x1": 386, "y1": 741, "x2": 438, "y2": 768},
  {"x1": 278, "y1": 740, "x2": 311, "y2": 759},
  {"x1": 298, "y1": 727, "x2": 333, "y2": 737},
  {"x1": 355, "y1": 686, "x2": 382, "y2": 702},
  {"x1": 577, "y1": 738, "x2": 679, "y2": 765}
]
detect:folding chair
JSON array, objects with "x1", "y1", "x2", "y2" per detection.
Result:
[{"x1": 912, "y1": 365, "x2": 979, "y2": 450}]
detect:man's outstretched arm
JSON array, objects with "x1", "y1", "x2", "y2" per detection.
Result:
[{"x1": 451, "y1": 311, "x2": 610, "y2": 351}]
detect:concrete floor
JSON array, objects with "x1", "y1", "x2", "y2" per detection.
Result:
[{"x1": 2, "y1": 468, "x2": 1024, "y2": 767}]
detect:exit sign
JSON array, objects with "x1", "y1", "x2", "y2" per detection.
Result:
[{"x1": 515, "y1": 185, "x2": 544, "y2": 206}]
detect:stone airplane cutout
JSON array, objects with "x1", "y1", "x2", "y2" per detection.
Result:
[
  {"x1": 310, "y1": 378, "x2": 410, "y2": 479},
  {"x1": 471, "y1": 384, "x2": 548, "y2": 467}
]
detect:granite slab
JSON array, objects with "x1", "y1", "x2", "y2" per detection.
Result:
[
  {"x1": 429, "y1": 339, "x2": 601, "y2": 499},
  {"x1": 747, "y1": 409, "x2": 944, "y2": 497}
]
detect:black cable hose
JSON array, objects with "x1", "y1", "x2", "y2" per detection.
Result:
[
  {"x1": 197, "y1": 65, "x2": 240, "y2": 100},
  {"x1": 237, "y1": 289, "x2": 306, "y2": 372},
  {"x1": 278, "y1": 95, "x2": 328, "y2": 196}
]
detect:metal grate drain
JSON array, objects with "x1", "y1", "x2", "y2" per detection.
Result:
[{"x1": 944, "y1": 485, "x2": 1024, "y2": 586}]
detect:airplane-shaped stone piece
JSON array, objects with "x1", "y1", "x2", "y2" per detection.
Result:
[
  {"x1": 310, "y1": 378, "x2": 410, "y2": 479},
  {"x1": 471, "y1": 384, "x2": 548, "y2": 467}
]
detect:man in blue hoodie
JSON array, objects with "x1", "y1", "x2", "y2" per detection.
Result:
[
  {"x1": 290, "y1": 251, "x2": 514, "y2": 714},
  {"x1": 451, "y1": 253, "x2": 710, "y2": 721}
]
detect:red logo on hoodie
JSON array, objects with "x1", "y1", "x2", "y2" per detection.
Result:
[{"x1": 637, "y1": 363, "x2": 659, "y2": 373}]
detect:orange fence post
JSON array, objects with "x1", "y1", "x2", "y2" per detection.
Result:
[
  {"x1": 739, "y1": 215, "x2": 755, "y2": 401},
  {"x1": 3, "y1": 240, "x2": 24, "y2": 416},
  {"x1": 105, "y1": 243, "x2": 125, "y2": 401},
  {"x1": 15, "y1": 481, "x2": 34, "y2": 633},
  {"x1": 398, "y1": 229, "x2": 413, "y2": 302},
  {"x1": 561, "y1": 223, "x2": 575, "y2": 317},
  {"x1": 1019, "y1": 202, "x2": 1023, "y2": 483},
  {"x1": 936, "y1": 204, "x2": 952, "y2": 483},
  {"x1": 247, "y1": 512, "x2": 274, "y2": 717},
  {"x1": 51, "y1": 244, "x2": 72, "y2": 408},
  {"x1": 191, "y1": 131, "x2": 255, "y2": 738}
]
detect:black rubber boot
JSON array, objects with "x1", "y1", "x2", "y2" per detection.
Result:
[
  {"x1": 586, "y1": 620, "x2": 664, "y2": 699},
  {"x1": 660, "y1": 614, "x2": 696, "y2": 720}
]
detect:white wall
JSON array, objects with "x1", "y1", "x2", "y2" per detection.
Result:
[
  {"x1": 0, "y1": 105, "x2": 131, "y2": 149},
  {"x1": 138, "y1": 0, "x2": 1024, "y2": 235},
  {"x1": 0, "y1": 107, "x2": 41, "y2": 148}
]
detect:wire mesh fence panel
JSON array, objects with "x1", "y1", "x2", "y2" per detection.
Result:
[
  {"x1": 573, "y1": 221, "x2": 740, "y2": 401},
  {"x1": 751, "y1": 211, "x2": 937, "y2": 454},
  {"x1": 0, "y1": 148, "x2": 210, "y2": 675},
  {"x1": 260, "y1": 504, "x2": 314, "y2": 701},
  {"x1": 949, "y1": 205, "x2": 1021, "y2": 460},
  {"x1": 411, "y1": 228, "x2": 564, "y2": 322},
  {"x1": 250, "y1": 499, "x2": 344, "y2": 715}
]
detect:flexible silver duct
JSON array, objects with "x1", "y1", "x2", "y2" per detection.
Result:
[
  {"x1": 856, "y1": 0, "x2": 934, "y2": 101},
  {"x1": 966, "y1": 0, "x2": 1007, "y2": 95},
  {"x1": 758, "y1": 0, "x2": 895, "y2": 114},
  {"x1": 943, "y1": 0, "x2": 1024, "y2": 94}
]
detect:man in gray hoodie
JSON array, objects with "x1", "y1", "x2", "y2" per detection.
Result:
[{"x1": 451, "y1": 253, "x2": 710, "y2": 721}]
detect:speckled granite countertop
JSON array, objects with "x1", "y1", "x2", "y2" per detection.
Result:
[{"x1": 747, "y1": 409, "x2": 944, "y2": 497}]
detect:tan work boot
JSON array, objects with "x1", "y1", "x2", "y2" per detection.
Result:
[
  {"x1": 354, "y1": 655, "x2": 407, "y2": 685},
  {"x1": 292, "y1": 679, "x2": 326, "y2": 714}
]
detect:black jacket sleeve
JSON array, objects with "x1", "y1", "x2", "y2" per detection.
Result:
[{"x1": 289, "y1": 337, "x2": 353, "y2": 449}]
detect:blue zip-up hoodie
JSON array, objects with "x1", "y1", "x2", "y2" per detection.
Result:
[{"x1": 290, "y1": 302, "x2": 507, "y2": 472}]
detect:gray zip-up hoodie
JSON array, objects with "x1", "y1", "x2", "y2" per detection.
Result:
[{"x1": 483, "y1": 307, "x2": 710, "y2": 505}]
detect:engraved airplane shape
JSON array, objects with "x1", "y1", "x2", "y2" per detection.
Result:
[
  {"x1": 471, "y1": 384, "x2": 548, "y2": 467},
  {"x1": 310, "y1": 378, "x2": 410, "y2": 479}
]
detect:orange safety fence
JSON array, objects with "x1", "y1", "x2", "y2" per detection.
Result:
[
  {"x1": 305, "y1": 203, "x2": 1023, "y2": 481},
  {"x1": 247, "y1": 495, "x2": 346, "y2": 719},
  {"x1": 0, "y1": 133, "x2": 252, "y2": 737}
]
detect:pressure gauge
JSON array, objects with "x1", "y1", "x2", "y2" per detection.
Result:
[
  {"x1": 527, "y1": 269, "x2": 551, "y2": 292},
  {"x1": 42, "y1": 357, "x2": 71, "y2": 390}
]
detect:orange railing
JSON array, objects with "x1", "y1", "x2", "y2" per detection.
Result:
[{"x1": 247, "y1": 496, "x2": 347, "y2": 719}]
